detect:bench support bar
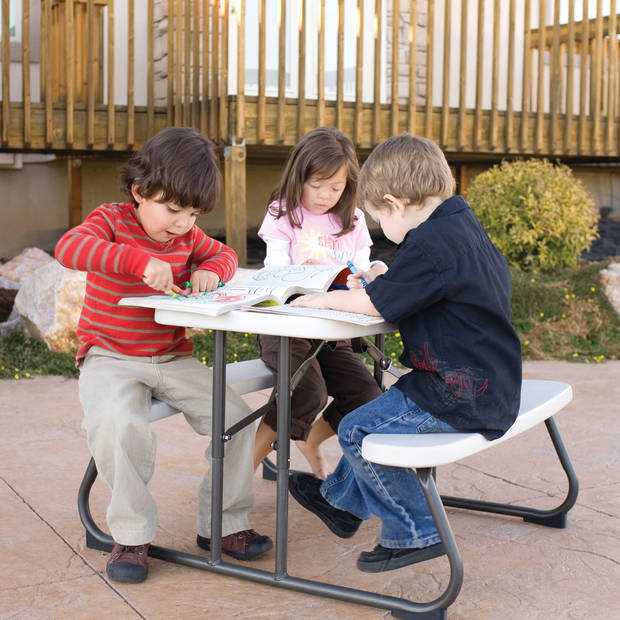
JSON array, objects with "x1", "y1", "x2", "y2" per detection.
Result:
[{"x1": 440, "y1": 418, "x2": 578, "y2": 528}]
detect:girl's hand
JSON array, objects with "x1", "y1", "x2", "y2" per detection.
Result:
[
  {"x1": 143, "y1": 257, "x2": 175, "y2": 292},
  {"x1": 188, "y1": 269, "x2": 220, "y2": 293},
  {"x1": 346, "y1": 271, "x2": 371, "y2": 289},
  {"x1": 290, "y1": 293, "x2": 330, "y2": 309}
]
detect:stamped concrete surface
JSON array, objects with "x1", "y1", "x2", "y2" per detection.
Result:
[{"x1": 0, "y1": 361, "x2": 619, "y2": 619}]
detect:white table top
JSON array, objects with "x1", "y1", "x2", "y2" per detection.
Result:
[{"x1": 153, "y1": 307, "x2": 395, "y2": 339}]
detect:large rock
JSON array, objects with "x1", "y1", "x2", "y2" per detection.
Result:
[
  {"x1": 14, "y1": 261, "x2": 86, "y2": 352},
  {"x1": 0, "y1": 247, "x2": 54, "y2": 284},
  {"x1": 600, "y1": 262, "x2": 620, "y2": 316}
]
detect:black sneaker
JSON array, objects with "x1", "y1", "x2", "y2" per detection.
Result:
[
  {"x1": 288, "y1": 472, "x2": 362, "y2": 538},
  {"x1": 196, "y1": 529, "x2": 273, "y2": 560},
  {"x1": 106, "y1": 542, "x2": 150, "y2": 583},
  {"x1": 357, "y1": 542, "x2": 446, "y2": 573}
]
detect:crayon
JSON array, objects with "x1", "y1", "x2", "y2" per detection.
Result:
[{"x1": 346, "y1": 260, "x2": 367, "y2": 288}]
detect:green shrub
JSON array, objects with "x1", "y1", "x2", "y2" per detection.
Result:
[{"x1": 466, "y1": 159, "x2": 599, "y2": 273}]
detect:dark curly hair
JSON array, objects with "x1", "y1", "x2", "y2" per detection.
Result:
[{"x1": 120, "y1": 127, "x2": 221, "y2": 214}]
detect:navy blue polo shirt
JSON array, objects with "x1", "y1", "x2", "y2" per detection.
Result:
[{"x1": 366, "y1": 195, "x2": 522, "y2": 439}]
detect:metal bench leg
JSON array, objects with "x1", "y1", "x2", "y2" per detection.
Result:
[
  {"x1": 441, "y1": 417, "x2": 579, "y2": 528},
  {"x1": 77, "y1": 457, "x2": 114, "y2": 552}
]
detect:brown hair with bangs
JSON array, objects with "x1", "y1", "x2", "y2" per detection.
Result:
[
  {"x1": 268, "y1": 127, "x2": 360, "y2": 236},
  {"x1": 120, "y1": 127, "x2": 221, "y2": 214},
  {"x1": 358, "y1": 134, "x2": 455, "y2": 211}
]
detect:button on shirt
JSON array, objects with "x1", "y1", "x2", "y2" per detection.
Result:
[{"x1": 366, "y1": 196, "x2": 522, "y2": 439}]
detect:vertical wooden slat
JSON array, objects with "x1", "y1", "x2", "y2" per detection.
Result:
[
  {"x1": 520, "y1": 0, "x2": 531, "y2": 152},
  {"x1": 44, "y1": 0, "x2": 53, "y2": 145},
  {"x1": 578, "y1": 0, "x2": 589, "y2": 153},
  {"x1": 297, "y1": 0, "x2": 306, "y2": 139},
  {"x1": 407, "y1": 0, "x2": 417, "y2": 135},
  {"x1": 220, "y1": 0, "x2": 229, "y2": 140},
  {"x1": 210, "y1": 0, "x2": 220, "y2": 139},
  {"x1": 355, "y1": 0, "x2": 364, "y2": 144},
  {"x1": 147, "y1": 0, "x2": 154, "y2": 136},
  {"x1": 423, "y1": 0, "x2": 433, "y2": 137},
  {"x1": 440, "y1": 0, "x2": 451, "y2": 147},
  {"x1": 549, "y1": 0, "x2": 561, "y2": 153},
  {"x1": 65, "y1": 0, "x2": 74, "y2": 146},
  {"x1": 277, "y1": 0, "x2": 286, "y2": 141},
  {"x1": 68, "y1": 158, "x2": 82, "y2": 227},
  {"x1": 22, "y1": 0, "x2": 31, "y2": 146},
  {"x1": 605, "y1": 0, "x2": 617, "y2": 154},
  {"x1": 535, "y1": 0, "x2": 545, "y2": 153},
  {"x1": 128, "y1": 0, "x2": 135, "y2": 147},
  {"x1": 505, "y1": 0, "x2": 515, "y2": 151},
  {"x1": 224, "y1": 142, "x2": 247, "y2": 265},
  {"x1": 236, "y1": 0, "x2": 245, "y2": 139},
  {"x1": 489, "y1": 0, "x2": 499, "y2": 150},
  {"x1": 203, "y1": 0, "x2": 210, "y2": 136},
  {"x1": 183, "y1": 0, "x2": 191, "y2": 126},
  {"x1": 87, "y1": 0, "x2": 95, "y2": 146},
  {"x1": 336, "y1": 0, "x2": 344, "y2": 129},
  {"x1": 592, "y1": 0, "x2": 603, "y2": 153},
  {"x1": 175, "y1": 0, "x2": 183, "y2": 125},
  {"x1": 373, "y1": 0, "x2": 383, "y2": 143},
  {"x1": 317, "y1": 0, "x2": 325, "y2": 127},
  {"x1": 167, "y1": 0, "x2": 174, "y2": 125},
  {"x1": 192, "y1": 0, "x2": 200, "y2": 128},
  {"x1": 390, "y1": 0, "x2": 400, "y2": 136},
  {"x1": 457, "y1": 0, "x2": 468, "y2": 149},
  {"x1": 1, "y1": 0, "x2": 8, "y2": 144},
  {"x1": 257, "y1": 0, "x2": 266, "y2": 142},
  {"x1": 563, "y1": 0, "x2": 575, "y2": 154},
  {"x1": 107, "y1": 0, "x2": 115, "y2": 146},
  {"x1": 473, "y1": 0, "x2": 484, "y2": 148}
]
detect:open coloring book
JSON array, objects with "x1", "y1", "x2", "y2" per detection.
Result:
[{"x1": 119, "y1": 264, "x2": 358, "y2": 318}]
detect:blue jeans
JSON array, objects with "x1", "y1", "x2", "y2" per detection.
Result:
[{"x1": 321, "y1": 386, "x2": 456, "y2": 549}]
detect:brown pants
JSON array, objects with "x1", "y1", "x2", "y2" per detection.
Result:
[{"x1": 258, "y1": 335, "x2": 383, "y2": 441}]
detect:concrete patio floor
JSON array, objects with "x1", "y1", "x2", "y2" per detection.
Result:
[{"x1": 1, "y1": 360, "x2": 619, "y2": 619}]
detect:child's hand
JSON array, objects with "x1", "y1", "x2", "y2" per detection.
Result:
[
  {"x1": 143, "y1": 257, "x2": 176, "y2": 292},
  {"x1": 188, "y1": 269, "x2": 220, "y2": 293},
  {"x1": 290, "y1": 293, "x2": 330, "y2": 309},
  {"x1": 346, "y1": 271, "x2": 370, "y2": 289}
]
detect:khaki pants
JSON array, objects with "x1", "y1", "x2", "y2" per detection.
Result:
[{"x1": 79, "y1": 346, "x2": 255, "y2": 546}]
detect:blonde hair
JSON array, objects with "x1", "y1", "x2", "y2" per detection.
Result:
[{"x1": 358, "y1": 134, "x2": 455, "y2": 210}]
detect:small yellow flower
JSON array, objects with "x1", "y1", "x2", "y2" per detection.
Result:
[
  {"x1": 562, "y1": 314, "x2": 566, "y2": 319},
  {"x1": 565, "y1": 294, "x2": 570, "y2": 299},
  {"x1": 571, "y1": 294, "x2": 576, "y2": 299},
  {"x1": 208, "y1": 329, "x2": 213, "y2": 333},
  {"x1": 590, "y1": 287, "x2": 596, "y2": 292},
  {"x1": 1, "y1": 365, "x2": 4, "y2": 371},
  {"x1": 539, "y1": 312, "x2": 544, "y2": 318},
  {"x1": 25, "y1": 372, "x2": 30, "y2": 378},
  {"x1": 524, "y1": 340, "x2": 530, "y2": 346},
  {"x1": 530, "y1": 278, "x2": 535, "y2": 283},
  {"x1": 572, "y1": 352, "x2": 579, "y2": 358},
  {"x1": 14, "y1": 374, "x2": 19, "y2": 379},
  {"x1": 202, "y1": 360, "x2": 207, "y2": 365},
  {"x1": 244, "y1": 333, "x2": 249, "y2": 337},
  {"x1": 14, "y1": 367, "x2": 19, "y2": 372}
]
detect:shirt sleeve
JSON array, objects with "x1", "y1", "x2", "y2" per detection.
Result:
[
  {"x1": 192, "y1": 228, "x2": 238, "y2": 282},
  {"x1": 263, "y1": 237, "x2": 292, "y2": 266},
  {"x1": 365, "y1": 240, "x2": 445, "y2": 324},
  {"x1": 257, "y1": 207, "x2": 293, "y2": 244},
  {"x1": 54, "y1": 204, "x2": 150, "y2": 277}
]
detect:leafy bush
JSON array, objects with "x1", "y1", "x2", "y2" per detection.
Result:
[{"x1": 467, "y1": 159, "x2": 599, "y2": 273}]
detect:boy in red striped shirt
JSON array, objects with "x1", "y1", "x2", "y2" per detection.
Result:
[{"x1": 56, "y1": 127, "x2": 272, "y2": 583}]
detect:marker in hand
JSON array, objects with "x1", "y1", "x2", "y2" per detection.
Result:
[{"x1": 347, "y1": 260, "x2": 367, "y2": 288}]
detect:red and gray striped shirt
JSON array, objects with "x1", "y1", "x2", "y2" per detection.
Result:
[{"x1": 55, "y1": 202, "x2": 238, "y2": 365}]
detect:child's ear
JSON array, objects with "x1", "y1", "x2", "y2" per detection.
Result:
[
  {"x1": 131, "y1": 184, "x2": 144, "y2": 205},
  {"x1": 382, "y1": 194, "x2": 408, "y2": 213}
]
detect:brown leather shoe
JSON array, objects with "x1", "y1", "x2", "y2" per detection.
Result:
[
  {"x1": 197, "y1": 529, "x2": 273, "y2": 560},
  {"x1": 106, "y1": 542, "x2": 150, "y2": 583}
]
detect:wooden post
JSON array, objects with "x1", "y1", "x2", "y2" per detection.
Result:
[
  {"x1": 224, "y1": 140, "x2": 247, "y2": 267},
  {"x1": 67, "y1": 158, "x2": 83, "y2": 227}
]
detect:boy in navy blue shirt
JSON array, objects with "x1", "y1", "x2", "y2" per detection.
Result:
[{"x1": 288, "y1": 134, "x2": 522, "y2": 573}]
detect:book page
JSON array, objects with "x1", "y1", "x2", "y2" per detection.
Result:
[{"x1": 243, "y1": 303, "x2": 385, "y2": 326}]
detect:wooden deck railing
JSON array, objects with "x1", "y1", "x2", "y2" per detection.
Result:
[{"x1": 0, "y1": 0, "x2": 618, "y2": 158}]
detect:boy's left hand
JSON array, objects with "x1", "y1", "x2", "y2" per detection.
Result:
[
  {"x1": 187, "y1": 270, "x2": 220, "y2": 294},
  {"x1": 290, "y1": 293, "x2": 329, "y2": 309}
]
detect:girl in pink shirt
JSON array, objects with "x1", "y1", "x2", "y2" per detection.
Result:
[{"x1": 254, "y1": 127, "x2": 383, "y2": 479}]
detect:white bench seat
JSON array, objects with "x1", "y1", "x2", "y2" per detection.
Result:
[
  {"x1": 149, "y1": 358, "x2": 276, "y2": 422},
  {"x1": 362, "y1": 380, "x2": 573, "y2": 468}
]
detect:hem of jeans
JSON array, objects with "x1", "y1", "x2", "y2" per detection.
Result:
[
  {"x1": 378, "y1": 533, "x2": 441, "y2": 549},
  {"x1": 198, "y1": 518, "x2": 252, "y2": 539},
  {"x1": 110, "y1": 529, "x2": 157, "y2": 547}
]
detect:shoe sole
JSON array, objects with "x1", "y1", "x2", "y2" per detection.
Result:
[
  {"x1": 106, "y1": 563, "x2": 148, "y2": 583},
  {"x1": 357, "y1": 543, "x2": 446, "y2": 573},
  {"x1": 196, "y1": 536, "x2": 273, "y2": 561},
  {"x1": 288, "y1": 478, "x2": 360, "y2": 539}
]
